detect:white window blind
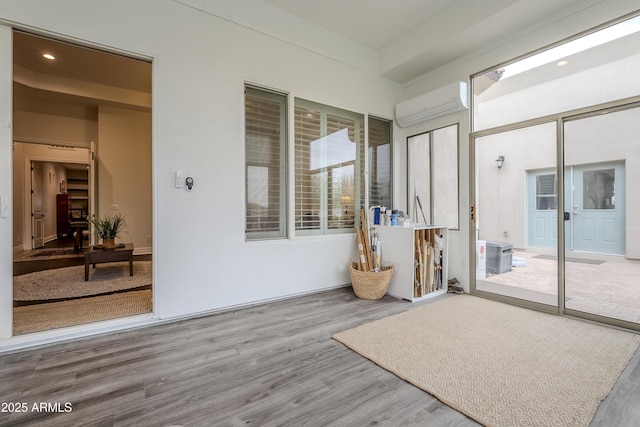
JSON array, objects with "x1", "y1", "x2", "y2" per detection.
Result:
[
  {"x1": 536, "y1": 174, "x2": 557, "y2": 210},
  {"x1": 368, "y1": 117, "x2": 392, "y2": 209},
  {"x1": 294, "y1": 99, "x2": 364, "y2": 235},
  {"x1": 245, "y1": 85, "x2": 287, "y2": 239}
]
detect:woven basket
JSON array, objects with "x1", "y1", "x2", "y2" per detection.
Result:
[{"x1": 348, "y1": 261, "x2": 395, "y2": 300}]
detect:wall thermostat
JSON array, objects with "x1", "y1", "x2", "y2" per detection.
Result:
[{"x1": 185, "y1": 176, "x2": 194, "y2": 191}]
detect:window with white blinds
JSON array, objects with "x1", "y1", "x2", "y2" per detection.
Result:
[
  {"x1": 368, "y1": 117, "x2": 392, "y2": 210},
  {"x1": 245, "y1": 85, "x2": 287, "y2": 240},
  {"x1": 294, "y1": 99, "x2": 364, "y2": 235}
]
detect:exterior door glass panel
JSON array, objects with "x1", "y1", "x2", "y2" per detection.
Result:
[
  {"x1": 475, "y1": 122, "x2": 557, "y2": 306},
  {"x1": 564, "y1": 107, "x2": 638, "y2": 324}
]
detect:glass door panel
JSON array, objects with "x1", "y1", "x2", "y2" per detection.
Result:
[
  {"x1": 564, "y1": 107, "x2": 640, "y2": 325},
  {"x1": 474, "y1": 122, "x2": 557, "y2": 306}
]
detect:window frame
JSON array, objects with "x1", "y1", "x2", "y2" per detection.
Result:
[
  {"x1": 244, "y1": 84, "x2": 288, "y2": 241},
  {"x1": 294, "y1": 98, "x2": 364, "y2": 236},
  {"x1": 368, "y1": 115, "x2": 393, "y2": 211},
  {"x1": 535, "y1": 173, "x2": 558, "y2": 211},
  {"x1": 406, "y1": 123, "x2": 460, "y2": 230}
]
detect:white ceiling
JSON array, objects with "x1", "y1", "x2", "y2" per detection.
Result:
[
  {"x1": 12, "y1": 0, "x2": 602, "y2": 94},
  {"x1": 262, "y1": 0, "x2": 597, "y2": 83},
  {"x1": 263, "y1": 0, "x2": 455, "y2": 50}
]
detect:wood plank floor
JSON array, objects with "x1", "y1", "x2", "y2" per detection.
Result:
[{"x1": 0, "y1": 288, "x2": 638, "y2": 426}]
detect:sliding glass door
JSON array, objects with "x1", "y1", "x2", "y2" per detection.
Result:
[
  {"x1": 472, "y1": 106, "x2": 640, "y2": 327},
  {"x1": 474, "y1": 122, "x2": 558, "y2": 308},
  {"x1": 563, "y1": 106, "x2": 640, "y2": 325}
]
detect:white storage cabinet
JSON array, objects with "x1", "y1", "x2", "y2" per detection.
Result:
[{"x1": 375, "y1": 224, "x2": 448, "y2": 302}]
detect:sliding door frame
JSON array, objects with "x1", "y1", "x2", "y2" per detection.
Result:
[{"x1": 469, "y1": 95, "x2": 640, "y2": 331}]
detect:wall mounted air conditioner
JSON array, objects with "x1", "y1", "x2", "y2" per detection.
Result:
[{"x1": 395, "y1": 81, "x2": 468, "y2": 127}]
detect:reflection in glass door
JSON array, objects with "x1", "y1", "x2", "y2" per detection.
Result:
[
  {"x1": 474, "y1": 122, "x2": 558, "y2": 307},
  {"x1": 564, "y1": 107, "x2": 640, "y2": 325}
]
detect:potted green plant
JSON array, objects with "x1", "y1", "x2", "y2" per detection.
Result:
[{"x1": 91, "y1": 213, "x2": 125, "y2": 248}]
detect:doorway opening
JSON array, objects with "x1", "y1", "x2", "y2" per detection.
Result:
[{"x1": 11, "y1": 30, "x2": 153, "y2": 335}]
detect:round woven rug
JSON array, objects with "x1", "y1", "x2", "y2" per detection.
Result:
[
  {"x1": 13, "y1": 289, "x2": 152, "y2": 335},
  {"x1": 14, "y1": 261, "x2": 152, "y2": 301}
]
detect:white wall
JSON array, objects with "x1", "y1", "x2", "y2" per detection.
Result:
[
  {"x1": 0, "y1": 0, "x2": 401, "y2": 338},
  {"x1": 13, "y1": 96, "x2": 98, "y2": 145},
  {"x1": 97, "y1": 106, "x2": 152, "y2": 252}
]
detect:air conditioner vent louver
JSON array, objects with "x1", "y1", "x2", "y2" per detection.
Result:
[{"x1": 395, "y1": 82, "x2": 468, "y2": 128}]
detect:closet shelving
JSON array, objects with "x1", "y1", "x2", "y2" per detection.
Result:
[{"x1": 66, "y1": 169, "x2": 89, "y2": 213}]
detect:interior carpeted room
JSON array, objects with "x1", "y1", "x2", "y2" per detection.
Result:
[{"x1": 13, "y1": 245, "x2": 152, "y2": 335}]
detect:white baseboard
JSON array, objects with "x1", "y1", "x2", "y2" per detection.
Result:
[
  {"x1": 44, "y1": 234, "x2": 57, "y2": 244},
  {"x1": 13, "y1": 245, "x2": 24, "y2": 256}
]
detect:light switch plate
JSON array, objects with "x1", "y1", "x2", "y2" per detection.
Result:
[{"x1": 175, "y1": 171, "x2": 184, "y2": 188}]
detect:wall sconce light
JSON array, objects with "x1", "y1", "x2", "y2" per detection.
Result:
[{"x1": 495, "y1": 155, "x2": 505, "y2": 170}]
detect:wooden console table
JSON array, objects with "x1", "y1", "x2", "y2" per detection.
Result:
[{"x1": 85, "y1": 243, "x2": 134, "y2": 281}]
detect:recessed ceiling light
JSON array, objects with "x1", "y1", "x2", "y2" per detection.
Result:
[
  {"x1": 556, "y1": 60, "x2": 568, "y2": 67},
  {"x1": 42, "y1": 53, "x2": 55, "y2": 60}
]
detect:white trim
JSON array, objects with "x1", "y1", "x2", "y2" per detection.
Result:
[
  {"x1": 21, "y1": 154, "x2": 90, "y2": 251},
  {"x1": 0, "y1": 19, "x2": 154, "y2": 63},
  {"x1": 4, "y1": 22, "x2": 158, "y2": 344}
]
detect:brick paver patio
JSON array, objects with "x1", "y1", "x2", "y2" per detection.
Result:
[{"x1": 477, "y1": 250, "x2": 640, "y2": 324}]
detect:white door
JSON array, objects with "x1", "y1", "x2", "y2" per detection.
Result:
[{"x1": 31, "y1": 162, "x2": 45, "y2": 248}]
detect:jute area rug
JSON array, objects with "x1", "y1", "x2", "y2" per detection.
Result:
[
  {"x1": 333, "y1": 295, "x2": 640, "y2": 427},
  {"x1": 13, "y1": 289, "x2": 152, "y2": 335},
  {"x1": 14, "y1": 261, "x2": 152, "y2": 301}
]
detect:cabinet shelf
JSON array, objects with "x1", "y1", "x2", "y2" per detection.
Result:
[{"x1": 375, "y1": 224, "x2": 448, "y2": 302}]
